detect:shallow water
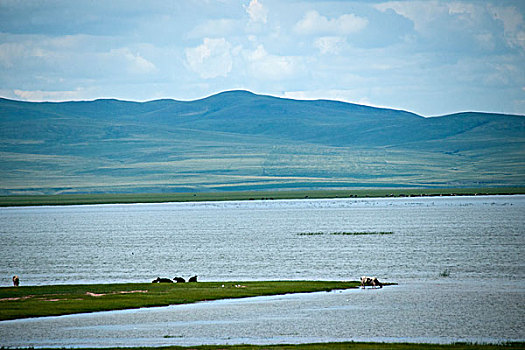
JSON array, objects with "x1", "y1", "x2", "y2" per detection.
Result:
[{"x1": 0, "y1": 195, "x2": 524, "y2": 347}]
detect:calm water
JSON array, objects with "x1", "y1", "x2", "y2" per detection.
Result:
[{"x1": 0, "y1": 195, "x2": 524, "y2": 347}]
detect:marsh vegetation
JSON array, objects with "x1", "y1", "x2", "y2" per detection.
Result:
[{"x1": 297, "y1": 231, "x2": 393, "y2": 236}]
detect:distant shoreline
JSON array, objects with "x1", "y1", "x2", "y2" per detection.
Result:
[{"x1": 0, "y1": 187, "x2": 524, "y2": 207}]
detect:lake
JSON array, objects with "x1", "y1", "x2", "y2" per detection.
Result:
[{"x1": 0, "y1": 195, "x2": 524, "y2": 347}]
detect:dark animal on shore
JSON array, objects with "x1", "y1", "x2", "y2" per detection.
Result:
[
  {"x1": 360, "y1": 276, "x2": 383, "y2": 288},
  {"x1": 12, "y1": 275, "x2": 19, "y2": 287},
  {"x1": 152, "y1": 277, "x2": 173, "y2": 283},
  {"x1": 188, "y1": 275, "x2": 198, "y2": 283},
  {"x1": 173, "y1": 277, "x2": 186, "y2": 283}
]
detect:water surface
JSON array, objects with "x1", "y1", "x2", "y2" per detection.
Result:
[{"x1": 0, "y1": 195, "x2": 524, "y2": 347}]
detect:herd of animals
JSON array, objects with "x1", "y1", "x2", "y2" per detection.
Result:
[
  {"x1": 152, "y1": 275, "x2": 198, "y2": 283},
  {"x1": 151, "y1": 275, "x2": 384, "y2": 288},
  {"x1": 11, "y1": 274, "x2": 383, "y2": 288},
  {"x1": 360, "y1": 275, "x2": 383, "y2": 288}
]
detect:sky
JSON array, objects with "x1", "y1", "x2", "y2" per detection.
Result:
[{"x1": 0, "y1": 0, "x2": 524, "y2": 116}]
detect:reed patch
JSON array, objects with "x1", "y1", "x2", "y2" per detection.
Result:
[{"x1": 297, "y1": 231, "x2": 393, "y2": 236}]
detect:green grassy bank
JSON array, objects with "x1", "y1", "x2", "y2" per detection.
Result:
[
  {"x1": 0, "y1": 281, "x2": 362, "y2": 321},
  {"x1": 1, "y1": 187, "x2": 524, "y2": 207}
]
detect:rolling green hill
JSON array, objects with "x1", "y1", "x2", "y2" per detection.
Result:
[{"x1": 0, "y1": 90, "x2": 523, "y2": 194}]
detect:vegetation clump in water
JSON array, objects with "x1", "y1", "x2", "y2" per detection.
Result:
[
  {"x1": 440, "y1": 268, "x2": 451, "y2": 277},
  {"x1": 298, "y1": 231, "x2": 393, "y2": 236}
]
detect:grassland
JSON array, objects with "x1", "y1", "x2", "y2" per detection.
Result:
[
  {"x1": 0, "y1": 281, "x2": 362, "y2": 321},
  {"x1": 0, "y1": 187, "x2": 523, "y2": 207},
  {"x1": 2, "y1": 94, "x2": 524, "y2": 195}
]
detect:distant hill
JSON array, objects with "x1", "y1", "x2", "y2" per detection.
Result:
[{"x1": 0, "y1": 90, "x2": 523, "y2": 194}]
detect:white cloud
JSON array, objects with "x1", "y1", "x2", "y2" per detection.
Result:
[
  {"x1": 185, "y1": 38, "x2": 233, "y2": 79},
  {"x1": 375, "y1": 1, "x2": 448, "y2": 33},
  {"x1": 281, "y1": 89, "x2": 393, "y2": 110},
  {"x1": 282, "y1": 90, "x2": 352, "y2": 102},
  {"x1": 0, "y1": 37, "x2": 69, "y2": 69},
  {"x1": 186, "y1": 19, "x2": 237, "y2": 39},
  {"x1": 314, "y1": 36, "x2": 346, "y2": 55},
  {"x1": 245, "y1": 44, "x2": 299, "y2": 80},
  {"x1": 375, "y1": 1, "x2": 525, "y2": 54},
  {"x1": 475, "y1": 33, "x2": 495, "y2": 51},
  {"x1": 447, "y1": 2, "x2": 480, "y2": 24},
  {"x1": 1, "y1": 1, "x2": 523, "y2": 116},
  {"x1": 13, "y1": 88, "x2": 89, "y2": 101},
  {"x1": 376, "y1": 0, "x2": 524, "y2": 51},
  {"x1": 0, "y1": 42, "x2": 26, "y2": 68},
  {"x1": 111, "y1": 48, "x2": 157, "y2": 74},
  {"x1": 245, "y1": 0, "x2": 268, "y2": 24},
  {"x1": 294, "y1": 10, "x2": 368, "y2": 36},
  {"x1": 490, "y1": 5, "x2": 525, "y2": 51}
]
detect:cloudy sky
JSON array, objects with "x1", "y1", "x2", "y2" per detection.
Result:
[{"x1": 0, "y1": 0, "x2": 524, "y2": 116}]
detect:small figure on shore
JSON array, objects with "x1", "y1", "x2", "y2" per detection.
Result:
[
  {"x1": 360, "y1": 276, "x2": 382, "y2": 289},
  {"x1": 152, "y1": 277, "x2": 173, "y2": 283},
  {"x1": 188, "y1": 275, "x2": 198, "y2": 283},
  {"x1": 12, "y1": 275, "x2": 19, "y2": 287},
  {"x1": 173, "y1": 277, "x2": 186, "y2": 283}
]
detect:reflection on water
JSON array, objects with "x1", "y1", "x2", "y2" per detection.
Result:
[{"x1": 0, "y1": 196, "x2": 524, "y2": 347}]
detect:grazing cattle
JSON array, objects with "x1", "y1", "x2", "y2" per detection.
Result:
[
  {"x1": 173, "y1": 277, "x2": 186, "y2": 283},
  {"x1": 360, "y1": 276, "x2": 383, "y2": 289},
  {"x1": 152, "y1": 277, "x2": 173, "y2": 283},
  {"x1": 188, "y1": 275, "x2": 198, "y2": 283},
  {"x1": 12, "y1": 275, "x2": 19, "y2": 287}
]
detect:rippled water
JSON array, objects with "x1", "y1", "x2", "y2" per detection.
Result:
[{"x1": 0, "y1": 195, "x2": 524, "y2": 347}]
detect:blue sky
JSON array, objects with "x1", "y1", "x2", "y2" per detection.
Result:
[{"x1": 0, "y1": 0, "x2": 524, "y2": 116}]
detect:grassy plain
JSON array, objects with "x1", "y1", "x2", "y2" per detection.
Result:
[
  {"x1": 0, "y1": 281, "x2": 361, "y2": 321},
  {"x1": 2, "y1": 94, "x2": 524, "y2": 195},
  {"x1": 0, "y1": 188, "x2": 523, "y2": 207}
]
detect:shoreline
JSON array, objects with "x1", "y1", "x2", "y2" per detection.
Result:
[
  {"x1": 0, "y1": 281, "x2": 364, "y2": 321},
  {"x1": 1, "y1": 187, "x2": 524, "y2": 207},
  {"x1": 2, "y1": 282, "x2": 523, "y2": 349}
]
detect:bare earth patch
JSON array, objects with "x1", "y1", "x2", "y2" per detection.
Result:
[
  {"x1": 86, "y1": 290, "x2": 148, "y2": 297},
  {"x1": 0, "y1": 295, "x2": 34, "y2": 302}
]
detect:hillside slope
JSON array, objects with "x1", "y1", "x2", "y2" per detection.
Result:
[{"x1": 0, "y1": 91, "x2": 523, "y2": 194}]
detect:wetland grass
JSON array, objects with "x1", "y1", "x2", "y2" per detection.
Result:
[
  {"x1": 440, "y1": 268, "x2": 451, "y2": 277},
  {"x1": 298, "y1": 231, "x2": 393, "y2": 236}
]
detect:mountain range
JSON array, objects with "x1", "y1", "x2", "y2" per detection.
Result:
[{"x1": 0, "y1": 90, "x2": 523, "y2": 195}]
